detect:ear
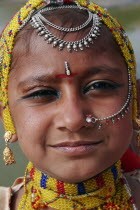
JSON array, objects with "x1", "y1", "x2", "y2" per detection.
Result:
[{"x1": 9, "y1": 133, "x2": 18, "y2": 143}]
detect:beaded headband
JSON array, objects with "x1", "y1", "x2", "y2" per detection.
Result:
[{"x1": 0, "y1": 0, "x2": 138, "y2": 136}]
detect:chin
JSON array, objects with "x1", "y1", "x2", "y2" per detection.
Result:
[
  {"x1": 50, "y1": 160, "x2": 109, "y2": 183},
  {"x1": 35, "y1": 150, "x2": 121, "y2": 183}
]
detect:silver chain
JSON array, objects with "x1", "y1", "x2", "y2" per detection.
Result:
[
  {"x1": 38, "y1": 6, "x2": 92, "y2": 32},
  {"x1": 86, "y1": 70, "x2": 132, "y2": 125},
  {"x1": 30, "y1": 5, "x2": 102, "y2": 52}
]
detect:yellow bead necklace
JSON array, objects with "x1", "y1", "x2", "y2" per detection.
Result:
[{"x1": 18, "y1": 161, "x2": 137, "y2": 210}]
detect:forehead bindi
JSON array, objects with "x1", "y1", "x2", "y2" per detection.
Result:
[
  {"x1": 10, "y1": 65, "x2": 127, "y2": 94},
  {"x1": 9, "y1": 31, "x2": 128, "y2": 90},
  {"x1": 9, "y1": 61, "x2": 128, "y2": 93}
]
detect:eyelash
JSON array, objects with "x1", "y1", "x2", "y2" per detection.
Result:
[
  {"x1": 83, "y1": 81, "x2": 120, "y2": 94},
  {"x1": 23, "y1": 81, "x2": 120, "y2": 102},
  {"x1": 23, "y1": 89, "x2": 59, "y2": 100}
]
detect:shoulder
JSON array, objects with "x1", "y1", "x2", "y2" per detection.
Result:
[
  {"x1": 0, "y1": 177, "x2": 24, "y2": 210},
  {"x1": 125, "y1": 171, "x2": 140, "y2": 209}
]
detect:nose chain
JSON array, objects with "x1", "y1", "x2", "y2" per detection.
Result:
[{"x1": 86, "y1": 70, "x2": 132, "y2": 129}]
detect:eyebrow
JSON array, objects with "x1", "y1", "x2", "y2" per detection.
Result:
[
  {"x1": 17, "y1": 65, "x2": 123, "y2": 89},
  {"x1": 17, "y1": 74, "x2": 57, "y2": 89},
  {"x1": 83, "y1": 65, "x2": 123, "y2": 79}
]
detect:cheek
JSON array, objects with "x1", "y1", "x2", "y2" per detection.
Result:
[
  {"x1": 107, "y1": 109, "x2": 133, "y2": 155},
  {"x1": 10, "y1": 105, "x2": 57, "y2": 162},
  {"x1": 10, "y1": 104, "x2": 55, "y2": 144}
]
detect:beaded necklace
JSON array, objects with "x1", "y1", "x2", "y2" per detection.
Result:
[{"x1": 18, "y1": 161, "x2": 137, "y2": 210}]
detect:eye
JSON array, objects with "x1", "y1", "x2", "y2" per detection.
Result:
[
  {"x1": 83, "y1": 80, "x2": 120, "y2": 94},
  {"x1": 23, "y1": 88, "x2": 59, "y2": 102}
]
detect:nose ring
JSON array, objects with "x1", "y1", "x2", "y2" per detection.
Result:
[{"x1": 86, "y1": 115, "x2": 97, "y2": 123}]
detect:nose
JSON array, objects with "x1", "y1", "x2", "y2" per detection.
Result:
[{"x1": 57, "y1": 95, "x2": 87, "y2": 132}]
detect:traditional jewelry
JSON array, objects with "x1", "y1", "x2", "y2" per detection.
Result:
[
  {"x1": 3, "y1": 131, "x2": 16, "y2": 165},
  {"x1": 44, "y1": 0, "x2": 64, "y2": 5},
  {"x1": 64, "y1": 61, "x2": 71, "y2": 76},
  {"x1": 86, "y1": 70, "x2": 132, "y2": 129},
  {"x1": 18, "y1": 160, "x2": 137, "y2": 209},
  {"x1": 30, "y1": 5, "x2": 102, "y2": 52}
]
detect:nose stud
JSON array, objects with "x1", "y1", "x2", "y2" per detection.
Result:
[{"x1": 86, "y1": 115, "x2": 97, "y2": 123}]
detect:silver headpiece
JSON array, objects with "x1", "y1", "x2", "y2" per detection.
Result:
[{"x1": 30, "y1": 5, "x2": 102, "y2": 52}]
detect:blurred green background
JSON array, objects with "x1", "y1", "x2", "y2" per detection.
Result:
[{"x1": 0, "y1": 0, "x2": 140, "y2": 186}]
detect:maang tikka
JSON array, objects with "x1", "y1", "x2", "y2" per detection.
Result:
[
  {"x1": 64, "y1": 61, "x2": 71, "y2": 76},
  {"x1": 30, "y1": 4, "x2": 102, "y2": 52},
  {"x1": 3, "y1": 131, "x2": 16, "y2": 165}
]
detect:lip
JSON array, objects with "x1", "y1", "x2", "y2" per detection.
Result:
[{"x1": 48, "y1": 140, "x2": 103, "y2": 155}]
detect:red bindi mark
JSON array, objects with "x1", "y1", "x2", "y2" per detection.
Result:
[{"x1": 55, "y1": 73, "x2": 77, "y2": 79}]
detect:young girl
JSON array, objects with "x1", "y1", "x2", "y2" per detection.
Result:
[{"x1": 0, "y1": 0, "x2": 140, "y2": 209}]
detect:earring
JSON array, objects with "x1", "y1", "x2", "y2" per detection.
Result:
[
  {"x1": 3, "y1": 131, "x2": 16, "y2": 165},
  {"x1": 136, "y1": 118, "x2": 140, "y2": 148}
]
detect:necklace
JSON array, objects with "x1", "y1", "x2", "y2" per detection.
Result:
[{"x1": 18, "y1": 161, "x2": 137, "y2": 209}]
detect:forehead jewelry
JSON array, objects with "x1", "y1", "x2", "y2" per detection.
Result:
[
  {"x1": 86, "y1": 71, "x2": 132, "y2": 129},
  {"x1": 30, "y1": 5, "x2": 102, "y2": 52},
  {"x1": 64, "y1": 61, "x2": 71, "y2": 76}
]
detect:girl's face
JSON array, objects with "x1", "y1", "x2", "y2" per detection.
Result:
[{"x1": 8, "y1": 34, "x2": 133, "y2": 183}]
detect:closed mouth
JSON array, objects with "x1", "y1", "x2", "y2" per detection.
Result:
[{"x1": 49, "y1": 140, "x2": 103, "y2": 147}]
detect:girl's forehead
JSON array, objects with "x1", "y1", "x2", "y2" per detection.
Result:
[
  {"x1": 10, "y1": 36, "x2": 128, "y2": 85},
  {"x1": 12, "y1": 21, "x2": 122, "y2": 61},
  {"x1": 10, "y1": 17, "x2": 128, "y2": 83},
  {"x1": 12, "y1": 25, "x2": 126, "y2": 72}
]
